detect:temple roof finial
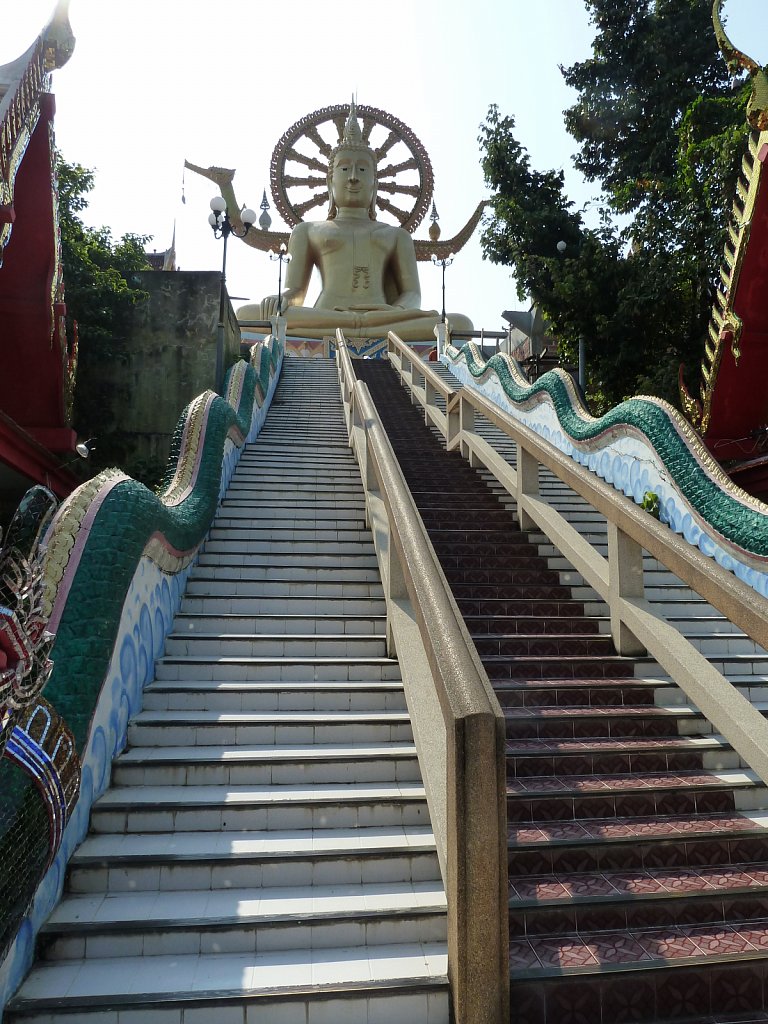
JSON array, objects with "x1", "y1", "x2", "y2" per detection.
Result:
[
  {"x1": 43, "y1": 0, "x2": 75, "y2": 70},
  {"x1": 712, "y1": 0, "x2": 768, "y2": 131}
]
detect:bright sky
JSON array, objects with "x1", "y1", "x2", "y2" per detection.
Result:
[{"x1": 3, "y1": 1, "x2": 767, "y2": 332}]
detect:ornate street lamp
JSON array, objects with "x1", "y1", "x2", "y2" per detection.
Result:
[
  {"x1": 208, "y1": 196, "x2": 256, "y2": 392},
  {"x1": 431, "y1": 252, "x2": 455, "y2": 323},
  {"x1": 269, "y1": 243, "x2": 292, "y2": 317}
]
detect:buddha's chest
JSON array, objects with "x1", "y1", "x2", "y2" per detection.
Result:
[{"x1": 311, "y1": 224, "x2": 395, "y2": 272}]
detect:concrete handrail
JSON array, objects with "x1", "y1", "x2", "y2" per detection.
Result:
[
  {"x1": 387, "y1": 332, "x2": 458, "y2": 438},
  {"x1": 386, "y1": 340, "x2": 768, "y2": 792},
  {"x1": 335, "y1": 331, "x2": 509, "y2": 1024}
]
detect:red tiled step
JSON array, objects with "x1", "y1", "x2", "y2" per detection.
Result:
[
  {"x1": 507, "y1": 812, "x2": 768, "y2": 879},
  {"x1": 432, "y1": 539, "x2": 540, "y2": 556},
  {"x1": 443, "y1": 566, "x2": 562, "y2": 586},
  {"x1": 509, "y1": 864, "x2": 768, "y2": 937},
  {"x1": 486, "y1": 656, "x2": 637, "y2": 681},
  {"x1": 506, "y1": 770, "x2": 748, "y2": 823},
  {"x1": 456, "y1": 597, "x2": 588, "y2": 617},
  {"x1": 508, "y1": 921, "x2": 768, "y2": 977},
  {"x1": 450, "y1": 583, "x2": 575, "y2": 601},
  {"x1": 506, "y1": 734, "x2": 730, "y2": 778},
  {"x1": 511, "y1": 863, "x2": 768, "y2": 903},
  {"x1": 495, "y1": 677, "x2": 664, "y2": 708},
  {"x1": 503, "y1": 704, "x2": 685, "y2": 739},
  {"x1": 473, "y1": 634, "x2": 615, "y2": 657},
  {"x1": 464, "y1": 614, "x2": 602, "y2": 635}
]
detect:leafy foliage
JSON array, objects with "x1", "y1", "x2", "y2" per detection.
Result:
[
  {"x1": 57, "y1": 157, "x2": 151, "y2": 471},
  {"x1": 479, "y1": 0, "x2": 750, "y2": 412}
]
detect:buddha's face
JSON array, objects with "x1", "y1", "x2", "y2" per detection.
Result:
[{"x1": 330, "y1": 149, "x2": 376, "y2": 211}]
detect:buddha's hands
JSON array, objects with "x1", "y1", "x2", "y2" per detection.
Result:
[
  {"x1": 345, "y1": 304, "x2": 395, "y2": 312},
  {"x1": 260, "y1": 290, "x2": 303, "y2": 317},
  {"x1": 259, "y1": 295, "x2": 284, "y2": 317}
]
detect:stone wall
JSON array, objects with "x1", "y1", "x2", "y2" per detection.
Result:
[{"x1": 76, "y1": 271, "x2": 241, "y2": 485}]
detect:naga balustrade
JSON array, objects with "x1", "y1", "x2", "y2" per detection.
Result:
[
  {"x1": 386, "y1": 329, "x2": 768, "y2": 792},
  {"x1": 336, "y1": 331, "x2": 509, "y2": 1024}
]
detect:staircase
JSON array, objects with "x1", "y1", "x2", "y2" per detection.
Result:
[
  {"x1": 356, "y1": 358, "x2": 768, "y2": 1024},
  {"x1": 8, "y1": 358, "x2": 449, "y2": 1023}
]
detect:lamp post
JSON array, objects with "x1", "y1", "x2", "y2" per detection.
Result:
[
  {"x1": 208, "y1": 196, "x2": 256, "y2": 393},
  {"x1": 269, "y1": 243, "x2": 292, "y2": 317},
  {"x1": 431, "y1": 252, "x2": 455, "y2": 323}
]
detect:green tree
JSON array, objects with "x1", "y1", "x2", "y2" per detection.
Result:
[
  {"x1": 57, "y1": 157, "x2": 151, "y2": 471},
  {"x1": 479, "y1": 0, "x2": 749, "y2": 411}
]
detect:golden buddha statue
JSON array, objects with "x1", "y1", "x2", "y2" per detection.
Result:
[{"x1": 188, "y1": 103, "x2": 477, "y2": 341}]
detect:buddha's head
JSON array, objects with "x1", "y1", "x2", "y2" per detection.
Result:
[{"x1": 327, "y1": 103, "x2": 377, "y2": 220}]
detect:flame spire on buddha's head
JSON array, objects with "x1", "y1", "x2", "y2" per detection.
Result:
[{"x1": 327, "y1": 98, "x2": 378, "y2": 220}]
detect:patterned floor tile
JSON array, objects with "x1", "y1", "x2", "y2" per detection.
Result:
[
  {"x1": 557, "y1": 873, "x2": 621, "y2": 897},
  {"x1": 649, "y1": 868, "x2": 713, "y2": 892},
  {"x1": 634, "y1": 927, "x2": 706, "y2": 959},
  {"x1": 708, "y1": 816, "x2": 756, "y2": 832},
  {"x1": 509, "y1": 827, "x2": 548, "y2": 845},
  {"x1": 536, "y1": 822, "x2": 592, "y2": 841},
  {"x1": 588, "y1": 931, "x2": 654, "y2": 964},
  {"x1": 669, "y1": 818, "x2": 721, "y2": 834},
  {"x1": 682, "y1": 925, "x2": 757, "y2": 956},
  {"x1": 527, "y1": 936, "x2": 600, "y2": 969},
  {"x1": 628, "y1": 818, "x2": 686, "y2": 837},
  {"x1": 699, "y1": 868, "x2": 764, "y2": 889},
  {"x1": 508, "y1": 938, "x2": 540, "y2": 969},
  {"x1": 570, "y1": 776, "x2": 613, "y2": 792},
  {"x1": 736, "y1": 925, "x2": 768, "y2": 949},
  {"x1": 602, "y1": 774, "x2": 653, "y2": 790},
  {"x1": 514, "y1": 777, "x2": 569, "y2": 793},
  {"x1": 511, "y1": 877, "x2": 570, "y2": 901},
  {"x1": 581, "y1": 820, "x2": 637, "y2": 839},
  {"x1": 610, "y1": 871, "x2": 669, "y2": 894}
]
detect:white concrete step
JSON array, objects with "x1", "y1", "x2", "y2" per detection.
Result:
[
  {"x1": 196, "y1": 552, "x2": 379, "y2": 570},
  {"x1": 113, "y1": 741, "x2": 421, "y2": 787},
  {"x1": 183, "y1": 579, "x2": 385, "y2": 599},
  {"x1": 67, "y1": 826, "x2": 441, "y2": 893},
  {"x1": 127, "y1": 709, "x2": 413, "y2": 746},
  {"x1": 40, "y1": 880, "x2": 447, "y2": 961},
  {"x1": 10, "y1": 945, "x2": 448, "y2": 1022},
  {"x1": 163, "y1": 633, "x2": 387, "y2": 658},
  {"x1": 90, "y1": 781, "x2": 429, "y2": 833},
  {"x1": 232, "y1": 481, "x2": 362, "y2": 494},
  {"x1": 153, "y1": 657, "x2": 400, "y2": 682},
  {"x1": 207, "y1": 526, "x2": 375, "y2": 543},
  {"x1": 170, "y1": 613, "x2": 386, "y2": 636},
  {"x1": 179, "y1": 595, "x2": 387, "y2": 616},
  {"x1": 201, "y1": 540, "x2": 376, "y2": 556},
  {"x1": 214, "y1": 506, "x2": 367, "y2": 523},
  {"x1": 191, "y1": 569, "x2": 385, "y2": 585},
  {"x1": 141, "y1": 678, "x2": 405, "y2": 712},
  {"x1": 223, "y1": 489, "x2": 365, "y2": 502}
]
